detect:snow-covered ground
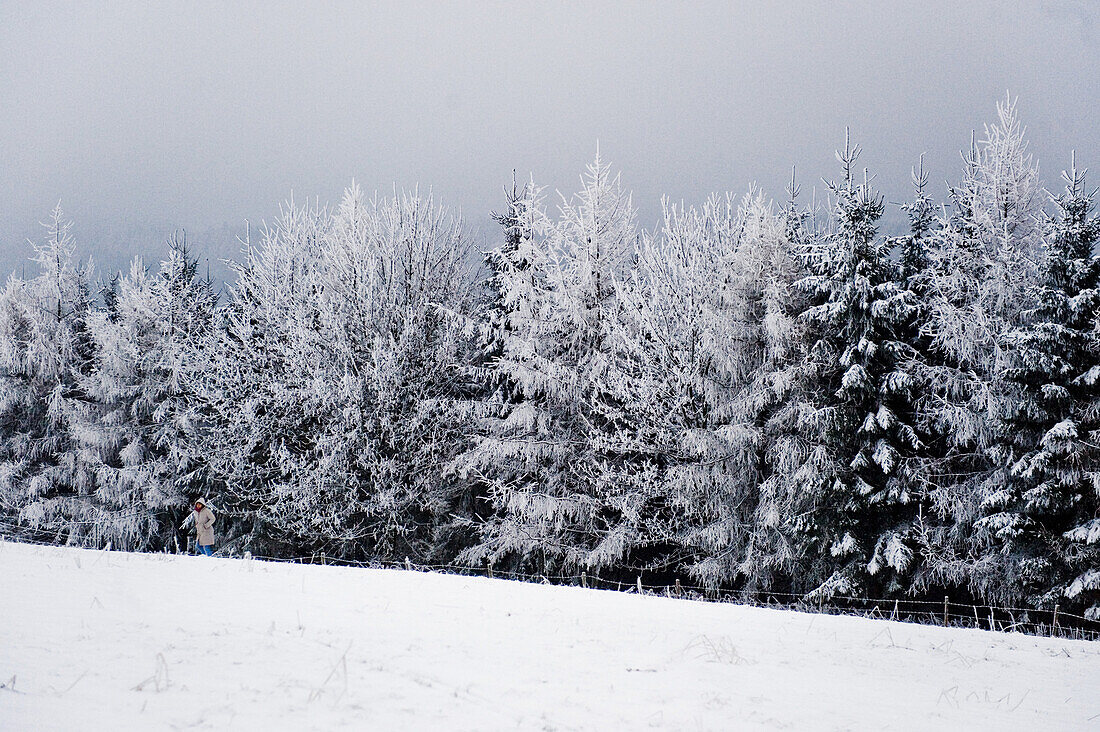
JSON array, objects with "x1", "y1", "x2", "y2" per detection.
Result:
[{"x1": 1, "y1": 541, "x2": 1098, "y2": 731}]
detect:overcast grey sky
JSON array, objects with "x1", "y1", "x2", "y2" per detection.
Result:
[{"x1": 2, "y1": 1, "x2": 1098, "y2": 281}]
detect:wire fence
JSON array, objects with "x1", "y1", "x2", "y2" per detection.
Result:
[
  {"x1": 5, "y1": 531, "x2": 1098, "y2": 642},
  {"x1": 233, "y1": 546, "x2": 1100, "y2": 643}
]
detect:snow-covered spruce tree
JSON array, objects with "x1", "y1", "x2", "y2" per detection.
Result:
[
  {"x1": 200, "y1": 187, "x2": 477, "y2": 560},
  {"x1": 480, "y1": 175, "x2": 546, "y2": 367},
  {"x1": 894, "y1": 155, "x2": 936, "y2": 288},
  {"x1": 998, "y1": 155, "x2": 1100, "y2": 615},
  {"x1": 454, "y1": 153, "x2": 638, "y2": 574},
  {"x1": 914, "y1": 97, "x2": 1044, "y2": 605},
  {"x1": 0, "y1": 205, "x2": 96, "y2": 543},
  {"x1": 784, "y1": 132, "x2": 923, "y2": 599},
  {"x1": 441, "y1": 177, "x2": 551, "y2": 557},
  {"x1": 68, "y1": 237, "x2": 217, "y2": 551},
  {"x1": 884, "y1": 157, "x2": 939, "y2": 523}
]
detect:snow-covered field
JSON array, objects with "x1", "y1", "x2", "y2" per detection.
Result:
[{"x1": 1, "y1": 541, "x2": 1098, "y2": 731}]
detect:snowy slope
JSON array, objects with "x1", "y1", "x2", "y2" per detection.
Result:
[{"x1": 1, "y1": 541, "x2": 1098, "y2": 731}]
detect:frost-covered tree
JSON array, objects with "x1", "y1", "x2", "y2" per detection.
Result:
[
  {"x1": 311, "y1": 185, "x2": 477, "y2": 561},
  {"x1": 69, "y1": 237, "x2": 217, "y2": 551},
  {"x1": 591, "y1": 192, "x2": 747, "y2": 581},
  {"x1": 455, "y1": 153, "x2": 639, "y2": 573},
  {"x1": 193, "y1": 201, "x2": 324, "y2": 554},
  {"x1": 0, "y1": 206, "x2": 96, "y2": 543},
  {"x1": 915, "y1": 97, "x2": 1045, "y2": 603},
  {"x1": 784, "y1": 132, "x2": 923, "y2": 598},
  {"x1": 999, "y1": 155, "x2": 1100, "y2": 614},
  {"x1": 200, "y1": 187, "x2": 476, "y2": 560},
  {"x1": 743, "y1": 176, "x2": 822, "y2": 593},
  {"x1": 600, "y1": 189, "x2": 809, "y2": 589}
]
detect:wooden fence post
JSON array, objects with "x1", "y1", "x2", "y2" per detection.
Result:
[
  {"x1": 487, "y1": 561, "x2": 494, "y2": 579},
  {"x1": 404, "y1": 557, "x2": 412, "y2": 572},
  {"x1": 581, "y1": 571, "x2": 587, "y2": 589},
  {"x1": 675, "y1": 579, "x2": 682, "y2": 597},
  {"x1": 1053, "y1": 604, "x2": 1060, "y2": 631},
  {"x1": 973, "y1": 605, "x2": 979, "y2": 629},
  {"x1": 943, "y1": 595, "x2": 949, "y2": 626},
  {"x1": 637, "y1": 575, "x2": 643, "y2": 594}
]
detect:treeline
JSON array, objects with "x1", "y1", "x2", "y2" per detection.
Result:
[{"x1": 1, "y1": 98, "x2": 1097, "y2": 619}]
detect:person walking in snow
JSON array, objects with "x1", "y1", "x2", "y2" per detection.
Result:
[{"x1": 181, "y1": 497, "x2": 216, "y2": 556}]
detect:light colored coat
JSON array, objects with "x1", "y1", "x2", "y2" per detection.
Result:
[{"x1": 195, "y1": 506, "x2": 215, "y2": 547}]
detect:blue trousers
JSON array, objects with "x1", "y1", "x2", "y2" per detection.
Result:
[{"x1": 197, "y1": 544, "x2": 214, "y2": 556}]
